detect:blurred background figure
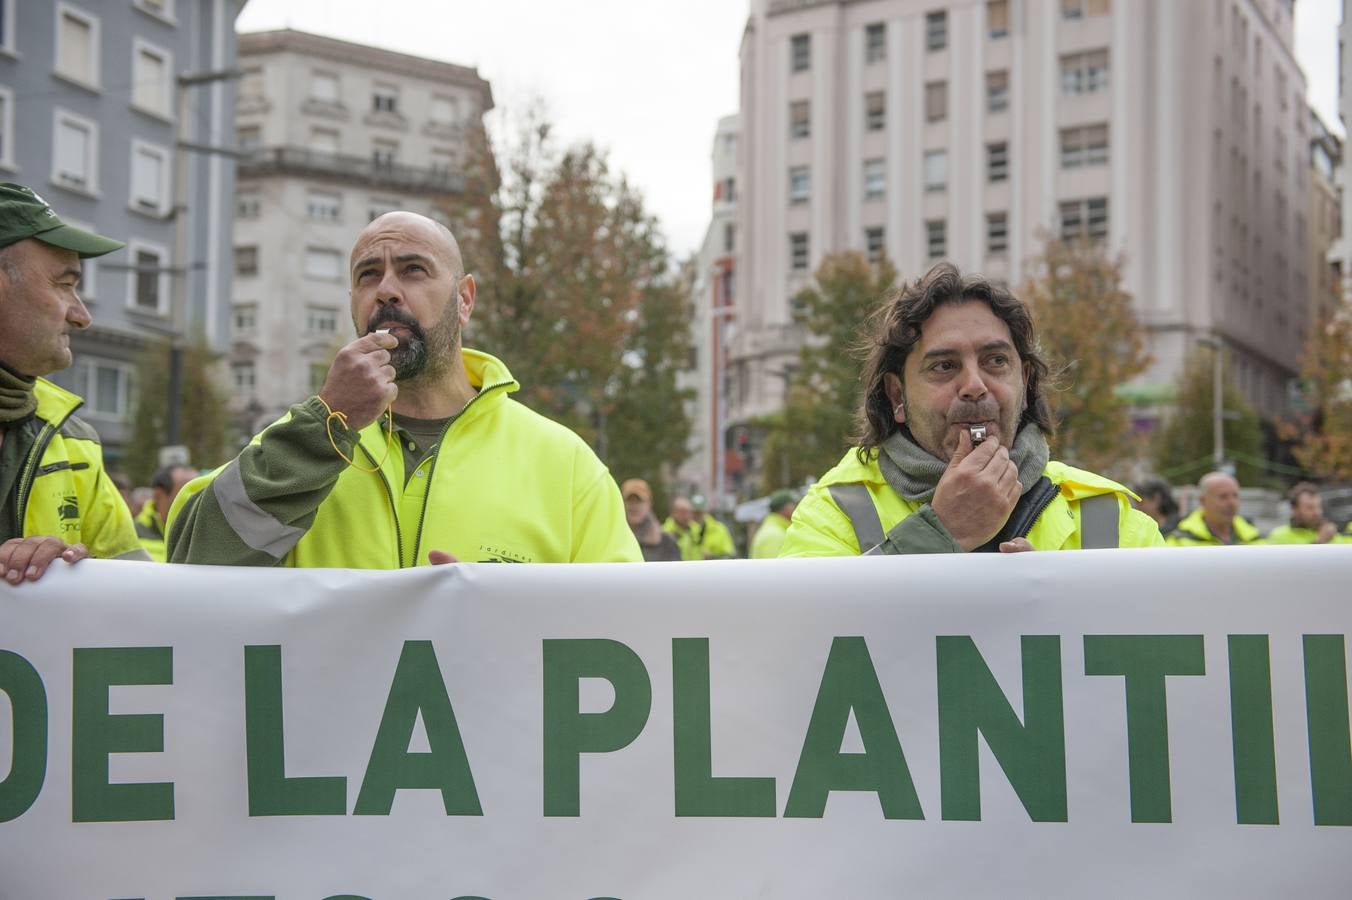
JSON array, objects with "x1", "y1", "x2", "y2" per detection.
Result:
[
  {"x1": 663, "y1": 495, "x2": 700, "y2": 560},
  {"x1": 624, "y1": 478, "x2": 682, "y2": 562},
  {"x1": 690, "y1": 494, "x2": 736, "y2": 559},
  {"x1": 1167, "y1": 472, "x2": 1264, "y2": 546},
  {"x1": 135, "y1": 465, "x2": 198, "y2": 562},
  {"x1": 1133, "y1": 478, "x2": 1180, "y2": 532},
  {"x1": 751, "y1": 489, "x2": 797, "y2": 559},
  {"x1": 1267, "y1": 483, "x2": 1346, "y2": 544}
]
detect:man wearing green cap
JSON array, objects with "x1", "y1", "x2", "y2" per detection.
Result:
[
  {"x1": 750, "y1": 489, "x2": 796, "y2": 559},
  {"x1": 0, "y1": 183, "x2": 147, "y2": 585}
]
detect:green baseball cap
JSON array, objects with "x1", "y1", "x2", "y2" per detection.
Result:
[{"x1": 0, "y1": 182, "x2": 124, "y2": 258}]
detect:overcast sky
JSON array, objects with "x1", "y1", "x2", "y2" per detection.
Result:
[{"x1": 238, "y1": 0, "x2": 1343, "y2": 259}]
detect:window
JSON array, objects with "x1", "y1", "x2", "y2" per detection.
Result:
[
  {"x1": 430, "y1": 94, "x2": 460, "y2": 125},
  {"x1": 987, "y1": 212, "x2": 1009, "y2": 255},
  {"x1": 368, "y1": 196, "x2": 401, "y2": 222},
  {"x1": 236, "y1": 191, "x2": 259, "y2": 219},
  {"x1": 863, "y1": 158, "x2": 885, "y2": 200},
  {"x1": 305, "y1": 247, "x2": 343, "y2": 281},
  {"x1": 56, "y1": 4, "x2": 99, "y2": 88},
  {"x1": 307, "y1": 190, "x2": 341, "y2": 222},
  {"x1": 789, "y1": 100, "x2": 810, "y2": 139},
  {"x1": 788, "y1": 166, "x2": 810, "y2": 205},
  {"x1": 53, "y1": 109, "x2": 97, "y2": 193},
  {"x1": 925, "y1": 81, "x2": 947, "y2": 122},
  {"x1": 987, "y1": 142, "x2": 1008, "y2": 182},
  {"x1": 240, "y1": 66, "x2": 263, "y2": 100},
  {"x1": 430, "y1": 147, "x2": 456, "y2": 174},
  {"x1": 372, "y1": 139, "x2": 398, "y2": 168},
  {"x1": 791, "y1": 34, "x2": 810, "y2": 72},
  {"x1": 865, "y1": 227, "x2": 885, "y2": 264},
  {"x1": 926, "y1": 11, "x2": 947, "y2": 51},
  {"x1": 1060, "y1": 124, "x2": 1109, "y2": 168},
  {"x1": 128, "y1": 243, "x2": 168, "y2": 314},
  {"x1": 924, "y1": 150, "x2": 947, "y2": 192},
  {"x1": 132, "y1": 39, "x2": 172, "y2": 117},
  {"x1": 233, "y1": 303, "x2": 257, "y2": 333},
  {"x1": 1061, "y1": 50, "x2": 1110, "y2": 95},
  {"x1": 716, "y1": 176, "x2": 735, "y2": 202},
  {"x1": 308, "y1": 363, "x2": 328, "y2": 394},
  {"x1": 723, "y1": 223, "x2": 735, "y2": 253},
  {"x1": 310, "y1": 127, "x2": 339, "y2": 155},
  {"x1": 789, "y1": 232, "x2": 809, "y2": 271},
  {"x1": 306, "y1": 305, "x2": 338, "y2": 334},
  {"x1": 865, "y1": 23, "x2": 886, "y2": 63},
  {"x1": 235, "y1": 245, "x2": 258, "y2": 277},
  {"x1": 372, "y1": 83, "x2": 399, "y2": 114},
  {"x1": 1062, "y1": 0, "x2": 1111, "y2": 18},
  {"x1": 987, "y1": 71, "x2": 1009, "y2": 113},
  {"x1": 865, "y1": 91, "x2": 885, "y2": 131},
  {"x1": 238, "y1": 125, "x2": 261, "y2": 153},
  {"x1": 232, "y1": 361, "x2": 256, "y2": 392},
  {"x1": 129, "y1": 140, "x2": 170, "y2": 215},
  {"x1": 310, "y1": 71, "x2": 339, "y2": 103},
  {"x1": 133, "y1": 0, "x2": 175, "y2": 21},
  {"x1": 0, "y1": 86, "x2": 14, "y2": 169},
  {"x1": 927, "y1": 220, "x2": 947, "y2": 259},
  {"x1": 1060, "y1": 197, "x2": 1109, "y2": 242},
  {"x1": 0, "y1": 0, "x2": 15, "y2": 55},
  {"x1": 988, "y1": 1, "x2": 1009, "y2": 39},
  {"x1": 72, "y1": 359, "x2": 133, "y2": 419}
]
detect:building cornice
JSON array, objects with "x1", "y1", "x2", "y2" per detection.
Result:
[{"x1": 239, "y1": 29, "x2": 494, "y2": 111}]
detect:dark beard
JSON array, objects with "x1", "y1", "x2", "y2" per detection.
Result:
[{"x1": 364, "y1": 305, "x2": 458, "y2": 382}]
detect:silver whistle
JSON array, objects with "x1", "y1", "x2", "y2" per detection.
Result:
[{"x1": 969, "y1": 425, "x2": 987, "y2": 444}]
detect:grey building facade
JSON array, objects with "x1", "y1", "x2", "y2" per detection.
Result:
[{"x1": 0, "y1": 0, "x2": 244, "y2": 463}]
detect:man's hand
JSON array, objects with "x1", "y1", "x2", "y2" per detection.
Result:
[
  {"x1": 318, "y1": 331, "x2": 400, "y2": 430},
  {"x1": 1317, "y1": 521, "x2": 1337, "y2": 544},
  {"x1": 930, "y1": 429, "x2": 1022, "y2": 552},
  {"x1": 0, "y1": 537, "x2": 89, "y2": 585},
  {"x1": 428, "y1": 550, "x2": 460, "y2": 565},
  {"x1": 999, "y1": 537, "x2": 1035, "y2": 553}
]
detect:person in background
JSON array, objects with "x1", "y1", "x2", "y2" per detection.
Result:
[
  {"x1": 751, "y1": 489, "x2": 796, "y2": 559},
  {"x1": 663, "y1": 495, "x2": 700, "y2": 560},
  {"x1": 134, "y1": 464, "x2": 197, "y2": 562},
  {"x1": 1167, "y1": 471, "x2": 1263, "y2": 546},
  {"x1": 1265, "y1": 483, "x2": 1346, "y2": 545},
  {"x1": 1133, "y1": 477, "x2": 1179, "y2": 532},
  {"x1": 690, "y1": 494, "x2": 736, "y2": 559},
  {"x1": 624, "y1": 478, "x2": 681, "y2": 562}
]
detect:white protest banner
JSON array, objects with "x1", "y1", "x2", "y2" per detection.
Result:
[{"x1": 1, "y1": 546, "x2": 1350, "y2": 899}]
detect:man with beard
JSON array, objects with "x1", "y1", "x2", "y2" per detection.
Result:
[
  {"x1": 1265, "y1": 483, "x2": 1344, "y2": 545},
  {"x1": 779, "y1": 263, "x2": 1165, "y2": 556},
  {"x1": 168, "y1": 212, "x2": 639, "y2": 566}
]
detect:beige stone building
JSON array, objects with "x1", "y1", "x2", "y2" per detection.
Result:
[
  {"x1": 730, "y1": 0, "x2": 1313, "y2": 464},
  {"x1": 231, "y1": 30, "x2": 492, "y2": 432}
]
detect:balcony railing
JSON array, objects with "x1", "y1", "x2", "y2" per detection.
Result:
[{"x1": 238, "y1": 146, "x2": 465, "y2": 195}]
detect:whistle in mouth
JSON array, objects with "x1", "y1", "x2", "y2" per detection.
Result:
[{"x1": 969, "y1": 425, "x2": 987, "y2": 444}]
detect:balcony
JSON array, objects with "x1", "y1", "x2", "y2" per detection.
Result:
[{"x1": 238, "y1": 146, "x2": 465, "y2": 195}]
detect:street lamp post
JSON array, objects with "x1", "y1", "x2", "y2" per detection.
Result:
[{"x1": 1197, "y1": 334, "x2": 1224, "y2": 469}]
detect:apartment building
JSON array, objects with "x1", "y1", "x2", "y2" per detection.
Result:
[
  {"x1": 231, "y1": 29, "x2": 492, "y2": 432},
  {"x1": 731, "y1": 0, "x2": 1312, "y2": 467},
  {"x1": 1309, "y1": 107, "x2": 1341, "y2": 326},
  {"x1": 0, "y1": 0, "x2": 244, "y2": 460}
]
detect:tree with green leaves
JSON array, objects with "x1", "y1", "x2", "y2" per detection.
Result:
[
  {"x1": 1022, "y1": 236, "x2": 1150, "y2": 477},
  {"x1": 1151, "y1": 347, "x2": 1265, "y2": 485},
  {"x1": 760, "y1": 251, "x2": 898, "y2": 492},
  {"x1": 123, "y1": 336, "x2": 229, "y2": 484}
]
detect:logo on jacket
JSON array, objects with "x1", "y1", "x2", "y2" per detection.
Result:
[
  {"x1": 478, "y1": 544, "x2": 530, "y2": 563},
  {"x1": 58, "y1": 495, "x2": 79, "y2": 521}
]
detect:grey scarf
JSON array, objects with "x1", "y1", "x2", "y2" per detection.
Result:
[
  {"x1": 0, "y1": 361, "x2": 36, "y2": 424},
  {"x1": 878, "y1": 423, "x2": 1050, "y2": 503}
]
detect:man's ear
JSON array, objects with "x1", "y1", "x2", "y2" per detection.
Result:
[
  {"x1": 883, "y1": 373, "x2": 906, "y2": 424},
  {"x1": 458, "y1": 273, "x2": 477, "y2": 325}
]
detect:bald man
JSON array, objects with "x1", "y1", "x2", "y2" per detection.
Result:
[
  {"x1": 168, "y1": 212, "x2": 640, "y2": 566},
  {"x1": 1166, "y1": 471, "x2": 1264, "y2": 547}
]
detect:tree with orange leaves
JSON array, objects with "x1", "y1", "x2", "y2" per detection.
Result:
[
  {"x1": 1285, "y1": 304, "x2": 1352, "y2": 480},
  {"x1": 1021, "y1": 236, "x2": 1150, "y2": 477}
]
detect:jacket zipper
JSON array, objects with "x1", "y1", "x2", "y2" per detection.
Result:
[
  {"x1": 15, "y1": 400, "x2": 79, "y2": 525},
  {"x1": 409, "y1": 379, "x2": 513, "y2": 566},
  {"x1": 359, "y1": 411, "x2": 404, "y2": 567}
]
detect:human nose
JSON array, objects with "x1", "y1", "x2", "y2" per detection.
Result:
[
  {"x1": 956, "y1": 361, "x2": 988, "y2": 401},
  {"x1": 374, "y1": 267, "x2": 403, "y2": 307},
  {"x1": 67, "y1": 295, "x2": 92, "y2": 330}
]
